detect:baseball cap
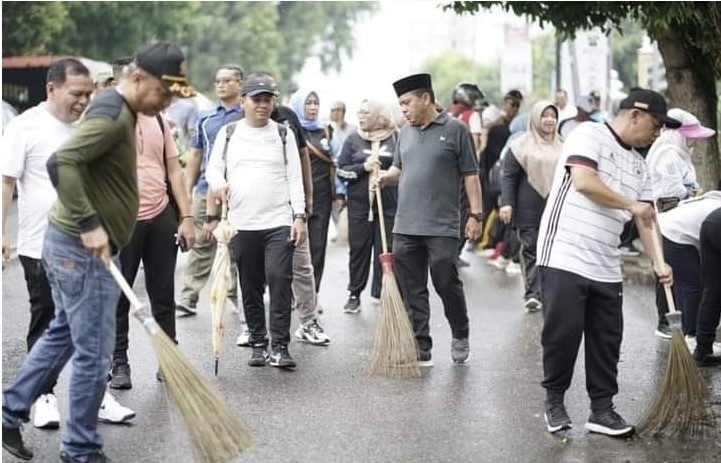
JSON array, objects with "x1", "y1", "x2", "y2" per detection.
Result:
[
  {"x1": 134, "y1": 42, "x2": 196, "y2": 98},
  {"x1": 619, "y1": 89, "x2": 681, "y2": 128},
  {"x1": 667, "y1": 108, "x2": 716, "y2": 139},
  {"x1": 241, "y1": 75, "x2": 280, "y2": 97},
  {"x1": 93, "y1": 69, "x2": 114, "y2": 85}
]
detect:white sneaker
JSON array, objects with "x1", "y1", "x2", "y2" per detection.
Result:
[
  {"x1": 687, "y1": 336, "x2": 721, "y2": 355},
  {"x1": 294, "y1": 319, "x2": 330, "y2": 345},
  {"x1": 489, "y1": 256, "x2": 508, "y2": 269},
  {"x1": 505, "y1": 262, "x2": 522, "y2": 275},
  {"x1": 235, "y1": 324, "x2": 251, "y2": 347},
  {"x1": 476, "y1": 248, "x2": 496, "y2": 258},
  {"x1": 98, "y1": 392, "x2": 135, "y2": 424},
  {"x1": 33, "y1": 393, "x2": 60, "y2": 429}
]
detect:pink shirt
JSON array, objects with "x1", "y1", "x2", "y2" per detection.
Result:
[{"x1": 135, "y1": 114, "x2": 179, "y2": 220}]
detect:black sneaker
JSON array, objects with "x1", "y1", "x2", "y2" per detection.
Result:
[
  {"x1": 544, "y1": 402, "x2": 572, "y2": 433},
  {"x1": 693, "y1": 346, "x2": 721, "y2": 367},
  {"x1": 268, "y1": 345, "x2": 296, "y2": 369},
  {"x1": 60, "y1": 450, "x2": 111, "y2": 462},
  {"x1": 247, "y1": 344, "x2": 268, "y2": 367},
  {"x1": 343, "y1": 295, "x2": 361, "y2": 314},
  {"x1": 175, "y1": 302, "x2": 197, "y2": 316},
  {"x1": 2, "y1": 426, "x2": 33, "y2": 461},
  {"x1": 418, "y1": 350, "x2": 433, "y2": 367},
  {"x1": 654, "y1": 324, "x2": 672, "y2": 339},
  {"x1": 109, "y1": 363, "x2": 132, "y2": 390},
  {"x1": 585, "y1": 408, "x2": 635, "y2": 437}
]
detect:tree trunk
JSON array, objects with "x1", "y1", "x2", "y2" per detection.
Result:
[{"x1": 656, "y1": 28, "x2": 720, "y2": 190}]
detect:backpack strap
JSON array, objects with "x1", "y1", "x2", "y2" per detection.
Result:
[
  {"x1": 221, "y1": 122, "x2": 238, "y2": 180},
  {"x1": 277, "y1": 123, "x2": 288, "y2": 167}
]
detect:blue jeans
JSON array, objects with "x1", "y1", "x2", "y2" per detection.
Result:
[{"x1": 2, "y1": 224, "x2": 120, "y2": 461}]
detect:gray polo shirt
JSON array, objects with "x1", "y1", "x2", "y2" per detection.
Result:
[{"x1": 393, "y1": 112, "x2": 478, "y2": 237}]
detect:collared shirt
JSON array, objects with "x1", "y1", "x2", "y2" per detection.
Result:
[
  {"x1": 191, "y1": 102, "x2": 242, "y2": 194},
  {"x1": 392, "y1": 112, "x2": 478, "y2": 237}
]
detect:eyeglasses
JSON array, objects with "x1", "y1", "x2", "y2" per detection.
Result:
[{"x1": 214, "y1": 78, "x2": 239, "y2": 85}]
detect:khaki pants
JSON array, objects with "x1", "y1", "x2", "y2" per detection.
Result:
[
  {"x1": 292, "y1": 237, "x2": 317, "y2": 325},
  {"x1": 179, "y1": 192, "x2": 238, "y2": 308}
]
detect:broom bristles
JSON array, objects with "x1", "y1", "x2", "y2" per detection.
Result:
[
  {"x1": 637, "y1": 330, "x2": 715, "y2": 438},
  {"x1": 368, "y1": 271, "x2": 421, "y2": 379},
  {"x1": 149, "y1": 329, "x2": 254, "y2": 462}
]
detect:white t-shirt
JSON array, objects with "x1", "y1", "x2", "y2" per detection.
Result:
[
  {"x1": 658, "y1": 192, "x2": 721, "y2": 249},
  {"x1": 469, "y1": 111, "x2": 482, "y2": 134},
  {"x1": 538, "y1": 122, "x2": 653, "y2": 283},
  {"x1": 1, "y1": 103, "x2": 75, "y2": 258},
  {"x1": 205, "y1": 119, "x2": 304, "y2": 231}
]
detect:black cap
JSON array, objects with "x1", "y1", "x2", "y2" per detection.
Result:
[
  {"x1": 241, "y1": 75, "x2": 280, "y2": 97},
  {"x1": 134, "y1": 42, "x2": 196, "y2": 98},
  {"x1": 393, "y1": 73, "x2": 432, "y2": 97},
  {"x1": 619, "y1": 89, "x2": 681, "y2": 128}
]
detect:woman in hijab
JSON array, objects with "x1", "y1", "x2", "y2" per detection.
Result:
[
  {"x1": 290, "y1": 88, "x2": 336, "y2": 297},
  {"x1": 336, "y1": 99, "x2": 398, "y2": 314},
  {"x1": 498, "y1": 100, "x2": 563, "y2": 312}
]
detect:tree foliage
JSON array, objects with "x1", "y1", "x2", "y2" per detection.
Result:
[
  {"x1": 1, "y1": 1, "x2": 377, "y2": 94},
  {"x1": 447, "y1": 1, "x2": 721, "y2": 188},
  {"x1": 420, "y1": 52, "x2": 501, "y2": 108},
  {"x1": 448, "y1": 2, "x2": 721, "y2": 79}
]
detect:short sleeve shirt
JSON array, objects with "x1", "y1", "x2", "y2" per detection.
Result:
[
  {"x1": 392, "y1": 112, "x2": 478, "y2": 237},
  {"x1": 1, "y1": 103, "x2": 75, "y2": 258},
  {"x1": 191, "y1": 103, "x2": 243, "y2": 194},
  {"x1": 537, "y1": 122, "x2": 653, "y2": 283}
]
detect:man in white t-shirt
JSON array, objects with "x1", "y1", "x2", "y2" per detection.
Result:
[
  {"x1": 1, "y1": 58, "x2": 135, "y2": 435},
  {"x1": 537, "y1": 89, "x2": 678, "y2": 438},
  {"x1": 206, "y1": 73, "x2": 307, "y2": 370}
]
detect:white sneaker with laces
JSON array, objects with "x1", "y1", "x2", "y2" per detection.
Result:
[
  {"x1": 33, "y1": 393, "x2": 60, "y2": 429},
  {"x1": 98, "y1": 392, "x2": 135, "y2": 424},
  {"x1": 235, "y1": 324, "x2": 251, "y2": 347},
  {"x1": 294, "y1": 319, "x2": 330, "y2": 345},
  {"x1": 505, "y1": 262, "x2": 522, "y2": 275}
]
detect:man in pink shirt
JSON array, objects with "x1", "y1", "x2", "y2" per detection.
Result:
[{"x1": 108, "y1": 50, "x2": 196, "y2": 389}]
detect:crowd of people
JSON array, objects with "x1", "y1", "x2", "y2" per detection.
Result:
[{"x1": 1, "y1": 40, "x2": 720, "y2": 461}]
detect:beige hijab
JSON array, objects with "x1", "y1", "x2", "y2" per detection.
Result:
[
  {"x1": 358, "y1": 100, "x2": 397, "y2": 142},
  {"x1": 509, "y1": 100, "x2": 563, "y2": 198}
]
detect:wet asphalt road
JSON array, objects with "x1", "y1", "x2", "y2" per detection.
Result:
[{"x1": 2, "y1": 204, "x2": 721, "y2": 463}]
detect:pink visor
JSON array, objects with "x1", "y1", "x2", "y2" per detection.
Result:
[{"x1": 678, "y1": 122, "x2": 716, "y2": 139}]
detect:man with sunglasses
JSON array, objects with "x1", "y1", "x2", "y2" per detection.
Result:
[{"x1": 177, "y1": 64, "x2": 243, "y2": 319}]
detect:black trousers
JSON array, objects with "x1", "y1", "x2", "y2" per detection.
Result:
[
  {"x1": 393, "y1": 234, "x2": 470, "y2": 354},
  {"x1": 19, "y1": 255, "x2": 56, "y2": 395},
  {"x1": 517, "y1": 228, "x2": 540, "y2": 301},
  {"x1": 233, "y1": 226, "x2": 294, "y2": 348},
  {"x1": 114, "y1": 204, "x2": 178, "y2": 364},
  {"x1": 540, "y1": 267, "x2": 623, "y2": 411},
  {"x1": 696, "y1": 209, "x2": 721, "y2": 348},
  {"x1": 347, "y1": 213, "x2": 393, "y2": 299},
  {"x1": 308, "y1": 194, "x2": 332, "y2": 292}
]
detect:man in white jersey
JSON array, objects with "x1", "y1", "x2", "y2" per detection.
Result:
[
  {"x1": 1, "y1": 59, "x2": 134, "y2": 438},
  {"x1": 537, "y1": 89, "x2": 677, "y2": 438}
]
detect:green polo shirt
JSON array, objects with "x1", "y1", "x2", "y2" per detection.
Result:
[
  {"x1": 47, "y1": 89, "x2": 139, "y2": 250},
  {"x1": 392, "y1": 112, "x2": 478, "y2": 237}
]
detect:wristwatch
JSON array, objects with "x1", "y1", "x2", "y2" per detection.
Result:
[
  {"x1": 205, "y1": 214, "x2": 220, "y2": 223},
  {"x1": 469, "y1": 212, "x2": 483, "y2": 222},
  {"x1": 293, "y1": 213, "x2": 307, "y2": 223}
]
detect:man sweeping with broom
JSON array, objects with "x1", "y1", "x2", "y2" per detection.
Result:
[
  {"x1": 376, "y1": 73, "x2": 483, "y2": 367},
  {"x1": 2, "y1": 42, "x2": 189, "y2": 462},
  {"x1": 536, "y1": 89, "x2": 678, "y2": 438}
]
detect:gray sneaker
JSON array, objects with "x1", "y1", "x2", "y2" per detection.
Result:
[
  {"x1": 451, "y1": 338, "x2": 470, "y2": 363},
  {"x1": 544, "y1": 402, "x2": 572, "y2": 433}
]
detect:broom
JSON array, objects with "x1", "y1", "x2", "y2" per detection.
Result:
[
  {"x1": 107, "y1": 261, "x2": 253, "y2": 462},
  {"x1": 367, "y1": 154, "x2": 420, "y2": 379},
  {"x1": 636, "y1": 224, "x2": 714, "y2": 438}
]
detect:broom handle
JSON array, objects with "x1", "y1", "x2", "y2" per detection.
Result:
[
  {"x1": 107, "y1": 260, "x2": 144, "y2": 311},
  {"x1": 649, "y1": 221, "x2": 677, "y2": 314},
  {"x1": 371, "y1": 141, "x2": 389, "y2": 254}
]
